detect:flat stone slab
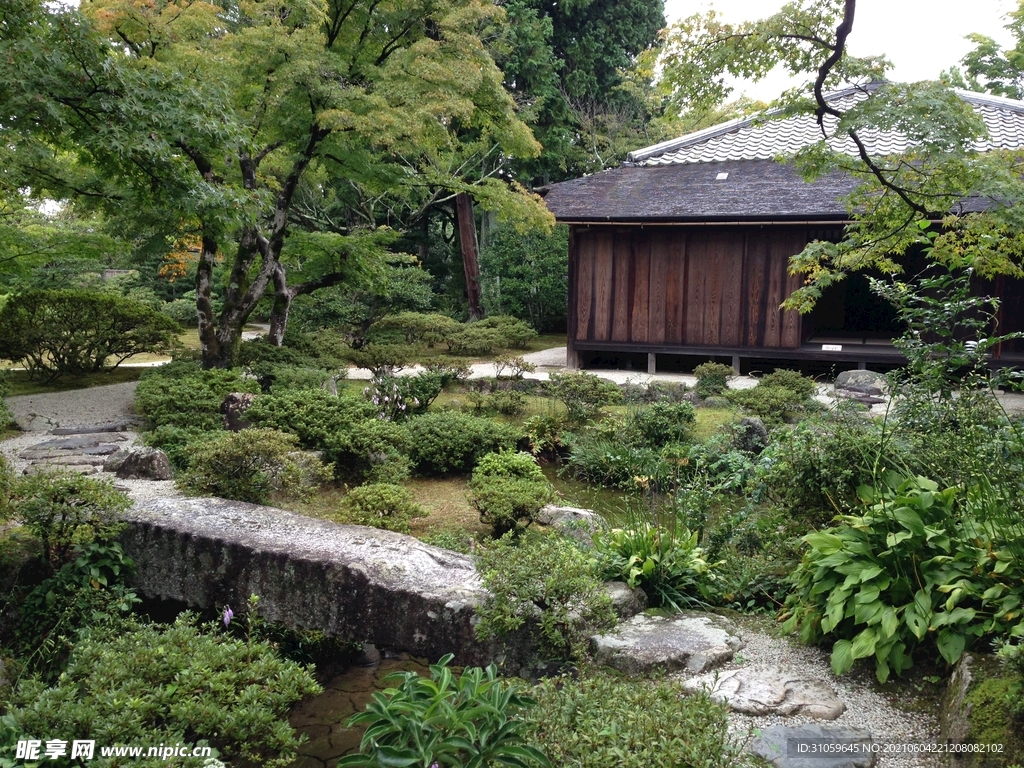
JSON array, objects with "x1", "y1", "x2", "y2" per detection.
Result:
[
  {"x1": 120, "y1": 497, "x2": 505, "y2": 665},
  {"x1": 27, "y1": 456, "x2": 108, "y2": 467},
  {"x1": 30, "y1": 434, "x2": 128, "y2": 450},
  {"x1": 24, "y1": 464, "x2": 98, "y2": 476},
  {"x1": 590, "y1": 612, "x2": 743, "y2": 675},
  {"x1": 683, "y1": 666, "x2": 845, "y2": 719},
  {"x1": 50, "y1": 422, "x2": 134, "y2": 435},
  {"x1": 749, "y1": 724, "x2": 875, "y2": 768}
]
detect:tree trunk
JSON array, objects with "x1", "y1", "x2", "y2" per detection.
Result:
[
  {"x1": 268, "y1": 264, "x2": 295, "y2": 346},
  {"x1": 456, "y1": 192, "x2": 483, "y2": 321},
  {"x1": 196, "y1": 234, "x2": 225, "y2": 368}
]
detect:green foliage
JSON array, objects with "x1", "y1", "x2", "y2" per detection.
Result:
[
  {"x1": 336, "y1": 484, "x2": 426, "y2": 534},
  {"x1": 547, "y1": 372, "x2": 622, "y2": 423},
  {"x1": 369, "y1": 312, "x2": 460, "y2": 346},
  {"x1": 758, "y1": 369, "x2": 818, "y2": 400},
  {"x1": 470, "y1": 450, "x2": 554, "y2": 535},
  {"x1": 366, "y1": 373, "x2": 446, "y2": 420},
  {"x1": 0, "y1": 290, "x2": 179, "y2": 381},
  {"x1": 475, "y1": 532, "x2": 615, "y2": 660},
  {"x1": 406, "y1": 412, "x2": 519, "y2": 475},
  {"x1": 329, "y1": 419, "x2": 413, "y2": 485},
  {"x1": 522, "y1": 413, "x2": 567, "y2": 458},
  {"x1": 624, "y1": 401, "x2": 696, "y2": 447},
  {"x1": 693, "y1": 363, "x2": 734, "y2": 398},
  {"x1": 237, "y1": 335, "x2": 346, "y2": 394},
  {"x1": 423, "y1": 357, "x2": 473, "y2": 382},
  {"x1": 178, "y1": 429, "x2": 333, "y2": 505},
  {"x1": 338, "y1": 654, "x2": 549, "y2": 768},
  {"x1": 593, "y1": 513, "x2": 714, "y2": 611},
  {"x1": 493, "y1": 354, "x2": 537, "y2": 379},
  {"x1": 488, "y1": 389, "x2": 528, "y2": 416},
  {"x1": 135, "y1": 364, "x2": 259, "y2": 431},
  {"x1": 14, "y1": 542, "x2": 139, "y2": 682},
  {"x1": 420, "y1": 528, "x2": 476, "y2": 554},
  {"x1": 246, "y1": 389, "x2": 376, "y2": 445},
  {"x1": 4, "y1": 614, "x2": 322, "y2": 768},
  {"x1": 479, "y1": 225, "x2": 568, "y2": 332},
  {"x1": 563, "y1": 435, "x2": 663, "y2": 490},
  {"x1": 140, "y1": 425, "x2": 211, "y2": 471},
  {"x1": 1001, "y1": 642, "x2": 1024, "y2": 720},
  {"x1": 527, "y1": 673, "x2": 755, "y2": 768},
  {"x1": 475, "y1": 315, "x2": 539, "y2": 349},
  {"x1": 445, "y1": 325, "x2": 508, "y2": 356},
  {"x1": 780, "y1": 475, "x2": 1024, "y2": 683},
  {"x1": 725, "y1": 384, "x2": 817, "y2": 428},
  {"x1": 4, "y1": 472, "x2": 131, "y2": 573},
  {"x1": 473, "y1": 450, "x2": 547, "y2": 483}
]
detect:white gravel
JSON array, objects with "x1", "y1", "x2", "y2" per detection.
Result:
[
  {"x1": 687, "y1": 618, "x2": 940, "y2": 768},
  {"x1": 2, "y1": 382, "x2": 181, "y2": 504}
]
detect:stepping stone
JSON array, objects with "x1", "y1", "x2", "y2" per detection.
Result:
[
  {"x1": 590, "y1": 612, "x2": 743, "y2": 675},
  {"x1": 24, "y1": 464, "x2": 98, "y2": 476},
  {"x1": 82, "y1": 444, "x2": 125, "y2": 456},
  {"x1": 50, "y1": 422, "x2": 134, "y2": 435},
  {"x1": 31, "y1": 434, "x2": 128, "y2": 451},
  {"x1": 29, "y1": 456, "x2": 107, "y2": 467},
  {"x1": 749, "y1": 724, "x2": 875, "y2": 767},
  {"x1": 684, "y1": 666, "x2": 846, "y2": 720}
]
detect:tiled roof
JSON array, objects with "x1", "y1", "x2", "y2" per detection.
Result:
[
  {"x1": 543, "y1": 83, "x2": 1024, "y2": 222},
  {"x1": 628, "y1": 83, "x2": 1024, "y2": 166}
]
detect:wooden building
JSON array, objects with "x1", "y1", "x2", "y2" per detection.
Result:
[{"x1": 542, "y1": 84, "x2": 1024, "y2": 372}]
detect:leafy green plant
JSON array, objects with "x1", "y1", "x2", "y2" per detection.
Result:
[
  {"x1": 369, "y1": 311, "x2": 461, "y2": 346},
  {"x1": 625, "y1": 400, "x2": 696, "y2": 447},
  {"x1": 527, "y1": 672, "x2": 756, "y2": 768},
  {"x1": 140, "y1": 424, "x2": 212, "y2": 470},
  {"x1": 475, "y1": 315, "x2": 538, "y2": 349},
  {"x1": 445, "y1": 325, "x2": 508, "y2": 356},
  {"x1": 469, "y1": 451, "x2": 554, "y2": 535},
  {"x1": 725, "y1": 384, "x2": 816, "y2": 427},
  {"x1": 592, "y1": 515, "x2": 715, "y2": 611},
  {"x1": 178, "y1": 428, "x2": 333, "y2": 504},
  {"x1": 246, "y1": 388, "x2": 377, "y2": 447},
  {"x1": 489, "y1": 389, "x2": 527, "y2": 416},
  {"x1": 547, "y1": 372, "x2": 622, "y2": 423},
  {"x1": 780, "y1": 474, "x2": 1024, "y2": 682},
  {"x1": 493, "y1": 354, "x2": 537, "y2": 379},
  {"x1": 406, "y1": 411, "x2": 518, "y2": 475},
  {"x1": 757, "y1": 368, "x2": 818, "y2": 399},
  {"x1": 338, "y1": 654, "x2": 549, "y2": 768},
  {"x1": 336, "y1": 483, "x2": 426, "y2": 534},
  {"x1": 475, "y1": 531, "x2": 615, "y2": 661},
  {"x1": 4, "y1": 472, "x2": 131, "y2": 573},
  {"x1": 135, "y1": 363, "x2": 260, "y2": 431},
  {"x1": 473, "y1": 450, "x2": 546, "y2": 482},
  {"x1": 420, "y1": 528, "x2": 475, "y2": 554},
  {"x1": 693, "y1": 362, "x2": 734, "y2": 398},
  {"x1": 5, "y1": 614, "x2": 322, "y2": 768},
  {"x1": 0, "y1": 289, "x2": 180, "y2": 381},
  {"x1": 522, "y1": 414, "x2": 567, "y2": 458},
  {"x1": 423, "y1": 356, "x2": 473, "y2": 382}
]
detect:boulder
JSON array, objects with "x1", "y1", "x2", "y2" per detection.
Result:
[
  {"x1": 684, "y1": 666, "x2": 845, "y2": 719},
  {"x1": 748, "y1": 724, "x2": 875, "y2": 768},
  {"x1": 221, "y1": 392, "x2": 257, "y2": 431},
  {"x1": 537, "y1": 505, "x2": 604, "y2": 545},
  {"x1": 113, "y1": 446, "x2": 173, "y2": 481},
  {"x1": 834, "y1": 370, "x2": 888, "y2": 392},
  {"x1": 733, "y1": 417, "x2": 769, "y2": 454},
  {"x1": 602, "y1": 581, "x2": 647, "y2": 620},
  {"x1": 590, "y1": 612, "x2": 743, "y2": 676}
]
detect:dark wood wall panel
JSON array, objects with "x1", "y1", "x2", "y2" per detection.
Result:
[
  {"x1": 575, "y1": 232, "x2": 594, "y2": 341},
  {"x1": 684, "y1": 236, "x2": 707, "y2": 345},
  {"x1": 718, "y1": 232, "x2": 746, "y2": 346},
  {"x1": 743, "y1": 234, "x2": 771, "y2": 346},
  {"x1": 611, "y1": 232, "x2": 632, "y2": 341},
  {"x1": 665, "y1": 234, "x2": 687, "y2": 343},
  {"x1": 630, "y1": 233, "x2": 651, "y2": 342},
  {"x1": 592, "y1": 232, "x2": 614, "y2": 340},
  {"x1": 648, "y1": 236, "x2": 670, "y2": 343}
]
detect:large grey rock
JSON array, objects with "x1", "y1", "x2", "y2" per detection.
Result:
[
  {"x1": 749, "y1": 724, "x2": 875, "y2": 768},
  {"x1": 113, "y1": 447, "x2": 173, "y2": 480},
  {"x1": 28, "y1": 434, "x2": 128, "y2": 451},
  {"x1": 733, "y1": 416, "x2": 769, "y2": 454},
  {"x1": 120, "y1": 497, "x2": 509, "y2": 666},
  {"x1": 590, "y1": 612, "x2": 743, "y2": 675},
  {"x1": 51, "y1": 422, "x2": 134, "y2": 435},
  {"x1": 684, "y1": 666, "x2": 845, "y2": 719},
  {"x1": 834, "y1": 370, "x2": 888, "y2": 392},
  {"x1": 602, "y1": 581, "x2": 647, "y2": 620},
  {"x1": 941, "y1": 652, "x2": 980, "y2": 750},
  {"x1": 537, "y1": 505, "x2": 604, "y2": 545}
]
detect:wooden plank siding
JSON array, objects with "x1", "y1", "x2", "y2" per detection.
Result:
[{"x1": 571, "y1": 225, "x2": 807, "y2": 351}]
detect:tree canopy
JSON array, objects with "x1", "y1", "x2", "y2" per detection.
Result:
[
  {"x1": 659, "y1": 0, "x2": 1024, "y2": 311},
  {"x1": 0, "y1": 0, "x2": 551, "y2": 367}
]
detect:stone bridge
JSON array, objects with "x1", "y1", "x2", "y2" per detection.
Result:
[{"x1": 120, "y1": 498, "x2": 504, "y2": 666}]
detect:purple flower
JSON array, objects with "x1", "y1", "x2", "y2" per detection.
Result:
[{"x1": 223, "y1": 607, "x2": 234, "y2": 627}]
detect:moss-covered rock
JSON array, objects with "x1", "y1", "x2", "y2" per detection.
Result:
[{"x1": 940, "y1": 652, "x2": 1024, "y2": 768}]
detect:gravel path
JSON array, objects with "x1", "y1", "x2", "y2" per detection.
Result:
[{"x1": 701, "y1": 619, "x2": 940, "y2": 768}]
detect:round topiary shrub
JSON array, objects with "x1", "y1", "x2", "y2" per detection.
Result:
[
  {"x1": 470, "y1": 451, "x2": 554, "y2": 535},
  {"x1": 693, "y1": 362, "x2": 735, "y2": 398},
  {"x1": 626, "y1": 401, "x2": 697, "y2": 447},
  {"x1": 406, "y1": 412, "x2": 518, "y2": 475},
  {"x1": 336, "y1": 483, "x2": 426, "y2": 534},
  {"x1": 178, "y1": 428, "x2": 333, "y2": 504}
]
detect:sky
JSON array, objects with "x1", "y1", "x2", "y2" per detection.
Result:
[{"x1": 662, "y1": 0, "x2": 1021, "y2": 101}]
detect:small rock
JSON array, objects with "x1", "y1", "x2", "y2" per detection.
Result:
[
  {"x1": 748, "y1": 724, "x2": 875, "y2": 768},
  {"x1": 537, "y1": 505, "x2": 604, "y2": 545},
  {"x1": 733, "y1": 416, "x2": 769, "y2": 454},
  {"x1": 602, "y1": 581, "x2": 647, "y2": 620},
  {"x1": 834, "y1": 370, "x2": 888, "y2": 393},
  {"x1": 353, "y1": 643, "x2": 381, "y2": 667},
  {"x1": 590, "y1": 612, "x2": 743, "y2": 676},
  {"x1": 684, "y1": 666, "x2": 846, "y2": 720},
  {"x1": 104, "y1": 450, "x2": 130, "y2": 473},
  {"x1": 114, "y1": 447, "x2": 173, "y2": 481},
  {"x1": 222, "y1": 392, "x2": 257, "y2": 431}
]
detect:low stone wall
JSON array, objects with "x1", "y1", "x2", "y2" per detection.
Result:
[{"x1": 120, "y1": 497, "x2": 499, "y2": 665}]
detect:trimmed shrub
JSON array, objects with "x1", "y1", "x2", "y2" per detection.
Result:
[
  {"x1": 141, "y1": 425, "x2": 211, "y2": 470},
  {"x1": 0, "y1": 289, "x2": 180, "y2": 381},
  {"x1": 489, "y1": 389, "x2": 527, "y2": 416},
  {"x1": 694, "y1": 362, "x2": 734, "y2": 398},
  {"x1": 470, "y1": 452, "x2": 554, "y2": 535},
  {"x1": 475, "y1": 315, "x2": 538, "y2": 349},
  {"x1": 475, "y1": 531, "x2": 615, "y2": 660},
  {"x1": 135, "y1": 364, "x2": 259, "y2": 431},
  {"x1": 493, "y1": 354, "x2": 536, "y2": 379},
  {"x1": 406, "y1": 412, "x2": 518, "y2": 475},
  {"x1": 245, "y1": 389, "x2": 377, "y2": 448},
  {"x1": 178, "y1": 428, "x2": 333, "y2": 504},
  {"x1": 326, "y1": 419, "x2": 412, "y2": 484},
  {"x1": 336, "y1": 483, "x2": 426, "y2": 534},
  {"x1": 548, "y1": 371, "x2": 622, "y2": 423},
  {"x1": 238, "y1": 336, "x2": 344, "y2": 393},
  {"x1": 625, "y1": 401, "x2": 696, "y2": 447},
  {"x1": 369, "y1": 311, "x2": 460, "y2": 346},
  {"x1": 423, "y1": 356, "x2": 473, "y2": 382},
  {"x1": 758, "y1": 368, "x2": 818, "y2": 399},
  {"x1": 6, "y1": 614, "x2": 321, "y2": 768},
  {"x1": 445, "y1": 325, "x2": 507, "y2": 356},
  {"x1": 473, "y1": 450, "x2": 546, "y2": 482}
]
